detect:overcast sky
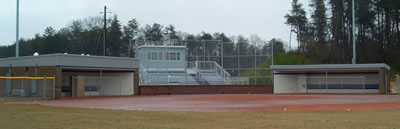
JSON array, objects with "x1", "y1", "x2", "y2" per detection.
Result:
[{"x1": 0, "y1": 0, "x2": 310, "y2": 47}]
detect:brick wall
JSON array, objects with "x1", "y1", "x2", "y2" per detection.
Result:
[{"x1": 139, "y1": 85, "x2": 274, "y2": 95}]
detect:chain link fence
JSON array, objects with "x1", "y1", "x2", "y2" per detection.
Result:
[
  {"x1": 139, "y1": 40, "x2": 273, "y2": 86},
  {"x1": 0, "y1": 76, "x2": 55, "y2": 101}
]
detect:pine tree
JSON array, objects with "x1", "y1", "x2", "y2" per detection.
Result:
[
  {"x1": 310, "y1": 0, "x2": 328, "y2": 46},
  {"x1": 284, "y1": 0, "x2": 309, "y2": 52},
  {"x1": 108, "y1": 15, "x2": 123, "y2": 56}
]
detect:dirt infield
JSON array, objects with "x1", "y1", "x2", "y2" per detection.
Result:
[{"x1": 6, "y1": 94, "x2": 400, "y2": 112}]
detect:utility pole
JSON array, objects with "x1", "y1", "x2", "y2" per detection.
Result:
[
  {"x1": 352, "y1": 0, "x2": 356, "y2": 64},
  {"x1": 101, "y1": 6, "x2": 111, "y2": 56},
  {"x1": 16, "y1": 0, "x2": 19, "y2": 57},
  {"x1": 103, "y1": 6, "x2": 106, "y2": 56}
]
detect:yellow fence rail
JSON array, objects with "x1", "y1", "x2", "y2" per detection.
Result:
[{"x1": 0, "y1": 76, "x2": 55, "y2": 80}]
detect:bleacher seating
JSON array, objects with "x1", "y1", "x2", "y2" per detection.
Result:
[
  {"x1": 199, "y1": 72, "x2": 225, "y2": 85},
  {"x1": 143, "y1": 71, "x2": 226, "y2": 85},
  {"x1": 145, "y1": 72, "x2": 199, "y2": 85}
]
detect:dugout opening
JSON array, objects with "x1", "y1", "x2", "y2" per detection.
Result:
[{"x1": 61, "y1": 69, "x2": 135, "y2": 97}]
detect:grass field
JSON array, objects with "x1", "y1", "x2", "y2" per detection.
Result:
[{"x1": 1, "y1": 104, "x2": 400, "y2": 129}]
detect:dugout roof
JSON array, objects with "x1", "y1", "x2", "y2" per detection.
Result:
[{"x1": 0, "y1": 54, "x2": 139, "y2": 71}]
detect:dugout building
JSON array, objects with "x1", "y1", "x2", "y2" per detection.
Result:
[
  {"x1": 271, "y1": 64, "x2": 391, "y2": 94},
  {"x1": 0, "y1": 54, "x2": 139, "y2": 98}
]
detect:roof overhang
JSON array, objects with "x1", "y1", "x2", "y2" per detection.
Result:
[
  {"x1": 270, "y1": 64, "x2": 390, "y2": 73},
  {"x1": 0, "y1": 54, "x2": 139, "y2": 70},
  {"x1": 137, "y1": 45, "x2": 187, "y2": 49},
  {"x1": 60, "y1": 66, "x2": 137, "y2": 72}
]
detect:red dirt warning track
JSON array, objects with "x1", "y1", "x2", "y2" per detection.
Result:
[{"x1": 7, "y1": 94, "x2": 400, "y2": 112}]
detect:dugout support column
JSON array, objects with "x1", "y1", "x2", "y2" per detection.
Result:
[
  {"x1": 55, "y1": 67, "x2": 63, "y2": 98},
  {"x1": 379, "y1": 68, "x2": 390, "y2": 94},
  {"x1": 134, "y1": 68, "x2": 140, "y2": 95}
]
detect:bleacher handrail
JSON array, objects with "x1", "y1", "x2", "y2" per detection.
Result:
[
  {"x1": 194, "y1": 61, "x2": 231, "y2": 83},
  {"x1": 139, "y1": 64, "x2": 148, "y2": 85}
]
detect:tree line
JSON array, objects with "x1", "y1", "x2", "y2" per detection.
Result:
[
  {"x1": 0, "y1": 15, "x2": 285, "y2": 60},
  {"x1": 285, "y1": 0, "x2": 400, "y2": 73}
]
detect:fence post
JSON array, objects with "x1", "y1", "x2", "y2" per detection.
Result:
[
  {"x1": 100, "y1": 70, "x2": 103, "y2": 96},
  {"x1": 397, "y1": 77, "x2": 400, "y2": 94},
  {"x1": 72, "y1": 77, "x2": 75, "y2": 97},
  {"x1": 100, "y1": 77, "x2": 104, "y2": 95},
  {"x1": 325, "y1": 72, "x2": 328, "y2": 93},
  {"x1": 363, "y1": 76, "x2": 365, "y2": 94},
  {"x1": 341, "y1": 78, "x2": 343, "y2": 93},
  {"x1": 43, "y1": 75, "x2": 46, "y2": 98},
  {"x1": 21, "y1": 79, "x2": 24, "y2": 100},
  {"x1": 221, "y1": 41, "x2": 224, "y2": 84},
  {"x1": 319, "y1": 77, "x2": 321, "y2": 93},
  {"x1": 271, "y1": 40, "x2": 274, "y2": 65},
  {"x1": 305, "y1": 77, "x2": 308, "y2": 93},
  {"x1": 254, "y1": 40, "x2": 257, "y2": 85},
  {"x1": 120, "y1": 77, "x2": 122, "y2": 96},
  {"x1": 238, "y1": 41, "x2": 241, "y2": 80},
  {"x1": 53, "y1": 75, "x2": 56, "y2": 99},
  {"x1": 167, "y1": 75, "x2": 170, "y2": 85},
  {"x1": 203, "y1": 40, "x2": 206, "y2": 62},
  {"x1": 385, "y1": 73, "x2": 388, "y2": 94},
  {"x1": 185, "y1": 62, "x2": 188, "y2": 85}
]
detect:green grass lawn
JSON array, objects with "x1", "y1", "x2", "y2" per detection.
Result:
[{"x1": 1, "y1": 104, "x2": 400, "y2": 129}]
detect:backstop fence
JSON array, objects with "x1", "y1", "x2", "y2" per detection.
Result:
[
  {"x1": 138, "y1": 40, "x2": 273, "y2": 86},
  {"x1": 0, "y1": 76, "x2": 55, "y2": 101}
]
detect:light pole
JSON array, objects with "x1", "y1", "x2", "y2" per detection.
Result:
[
  {"x1": 352, "y1": 0, "x2": 356, "y2": 64},
  {"x1": 16, "y1": 0, "x2": 19, "y2": 57},
  {"x1": 103, "y1": 6, "x2": 107, "y2": 56}
]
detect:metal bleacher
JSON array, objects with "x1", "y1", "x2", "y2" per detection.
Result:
[
  {"x1": 140, "y1": 61, "x2": 231, "y2": 86},
  {"x1": 199, "y1": 72, "x2": 225, "y2": 85},
  {"x1": 137, "y1": 45, "x2": 231, "y2": 86}
]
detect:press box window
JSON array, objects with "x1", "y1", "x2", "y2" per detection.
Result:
[
  {"x1": 147, "y1": 52, "x2": 163, "y2": 60},
  {"x1": 166, "y1": 52, "x2": 181, "y2": 61}
]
